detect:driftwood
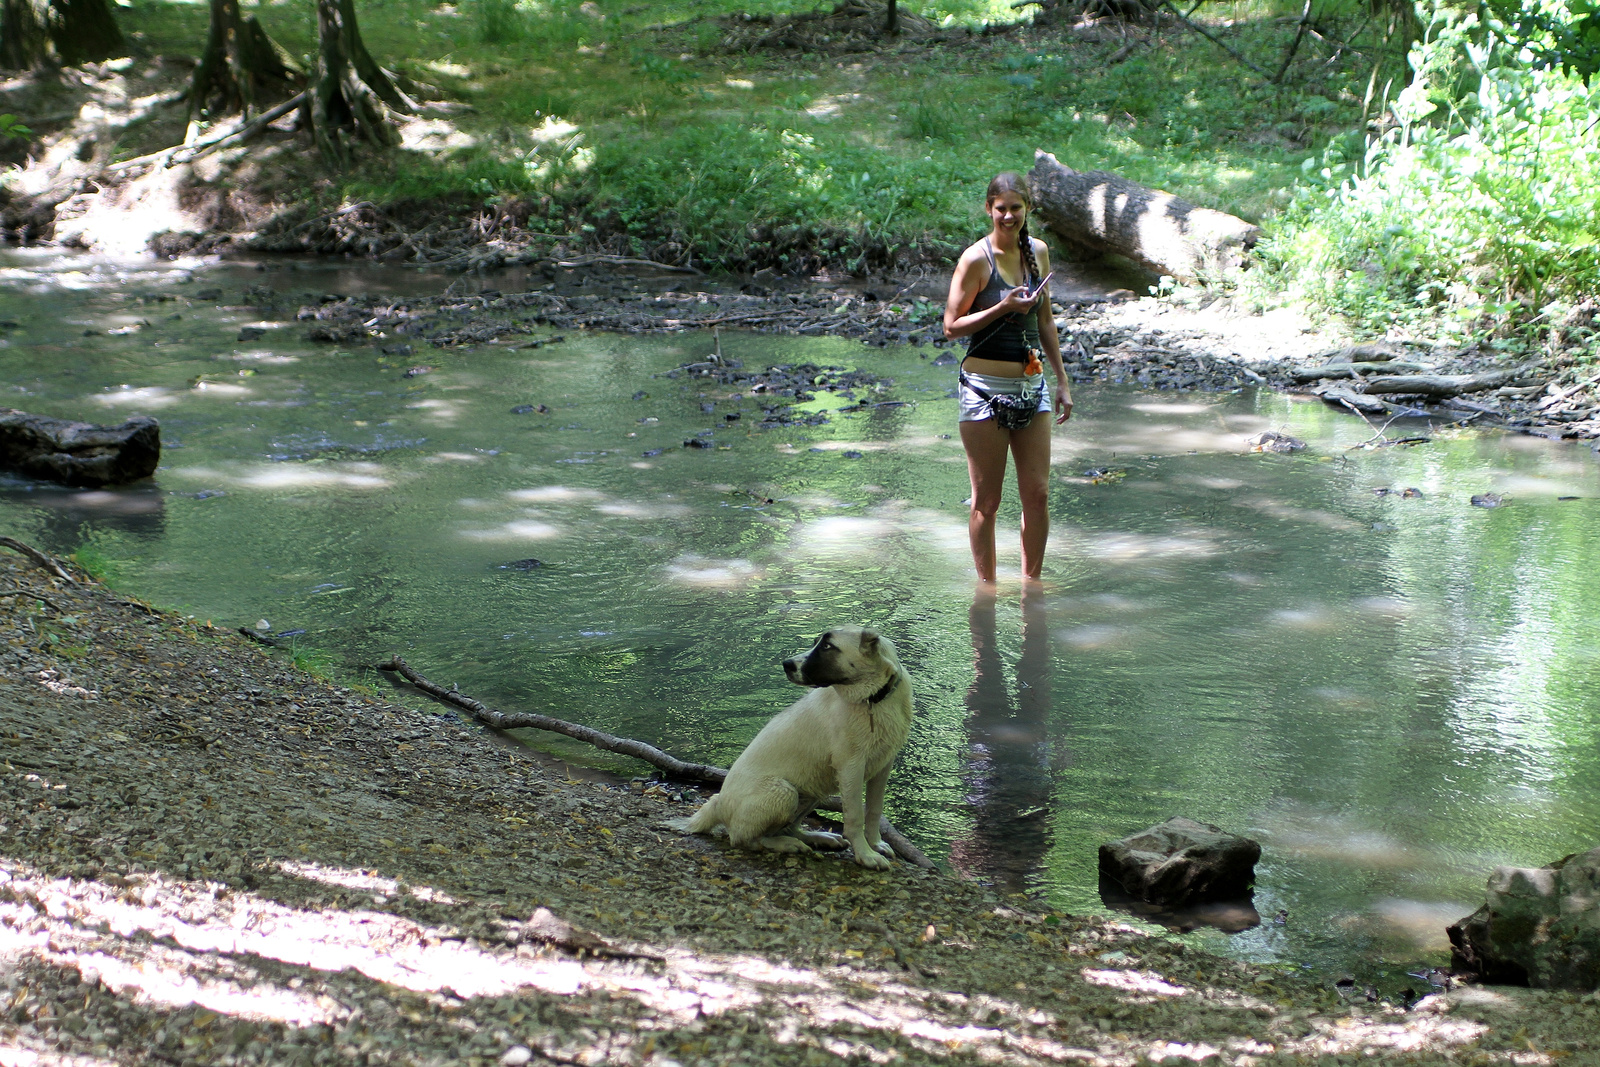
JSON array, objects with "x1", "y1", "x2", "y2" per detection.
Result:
[
  {"x1": 1312, "y1": 386, "x2": 1426, "y2": 418},
  {"x1": 1316, "y1": 342, "x2": 1413, "y2": 365},
  {"x1": 0, "y1": 537, "x2": 76, "y2": 584},
  {"x1": 1355, "y1": 367, "x2": 1534, "y2": 398},
  {"x1": 378, "y1": 656, "x2": 936, "y2": 870},
  {"x1": 1286, "y1": 361, "x2": 1433, "y2": 382},
  {"x1": 1027, "y1": 150, "x2": 1259, "y2": 282},
  {"x1": 0, "y1": 409, "x2": 160, "y2": 488}
]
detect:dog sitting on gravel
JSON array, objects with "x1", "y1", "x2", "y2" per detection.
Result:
[{"x1": 681, "y1": 626, "x2": 914, "y2": 870}]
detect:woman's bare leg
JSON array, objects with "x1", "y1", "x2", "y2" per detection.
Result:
[
  {"x1": 1009, "y1": 414, "x2": 1054, "y2": 579},
  {"x1": 960, "y1": 417, "x2": 1011, "y2": 582}
]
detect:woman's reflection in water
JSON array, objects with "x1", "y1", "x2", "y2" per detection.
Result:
[{"x1": 949, "y1": 584, "x2": 1065, "y2": 891}]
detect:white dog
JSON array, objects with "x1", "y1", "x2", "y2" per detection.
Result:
[{"x1": 684, "y1": 626, "x2": 914, "y2": 869}]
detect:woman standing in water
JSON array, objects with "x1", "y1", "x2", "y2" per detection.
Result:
[{"x1": 943, "y1": 172, "x2": 1073, "y2": 583}]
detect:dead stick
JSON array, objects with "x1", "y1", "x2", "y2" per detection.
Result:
[
  {"x1": 378, "y1": 655, "x2": 937, "y2": 869},
  {"x1": 0, "y1": 538, "x2": 75, "y2": 583},
  {"x1": 0, "y1": 586, "x2": 63, "y2": 611},
  {"x1": 379, "y1": 655, "x2": 727, "y2": 784}
]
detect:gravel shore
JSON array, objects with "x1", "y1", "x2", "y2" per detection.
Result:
[{"x1": 2, "y1": 550, "x2": 1597, "y2": 1066}]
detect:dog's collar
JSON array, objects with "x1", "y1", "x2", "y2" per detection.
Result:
[{"x1": 866, "y1": 673, "x2": 900, "y2": 706}]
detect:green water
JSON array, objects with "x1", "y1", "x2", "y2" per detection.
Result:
[{"x1": 4, "y1": 252, "x2": 1599, "y2": 986}]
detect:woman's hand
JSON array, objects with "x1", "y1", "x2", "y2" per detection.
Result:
[
  {"x1": 997, "y1": 285, "x2": 1039, "y2": 315},
  {"x1": 1054, "y1": 385, "x2": 1074, "y2": 424}
]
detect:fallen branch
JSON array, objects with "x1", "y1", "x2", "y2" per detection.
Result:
[
  {"x1": 378, "y1": 655, "x2": 936, "y2": 869},
  {"x1": 0, "y1": 586, "x2": 64, "y2": 611},
  {"x1": 553, "y1": 254, "x2": 703, "y2": 275},
  {"x1": 108, "y1": 92, "x2": 307, "y2": 173},
  {"x1": 1357, "y1": 367, "x2": 1536, "y2": 398},
  {"x1": 0, "y1": 538, "x2": 75, "y2": 584},
  {"x1": 1286, "y1": 361, "x2": 1433, "y2": 382},
  {"x1": 1159, "y1": 0, "x2": 1267, "y2": 76}
]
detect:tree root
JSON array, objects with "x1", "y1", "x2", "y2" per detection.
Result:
[{"x1": 377, "y1": 655, "x2": 937, "y2": 870}]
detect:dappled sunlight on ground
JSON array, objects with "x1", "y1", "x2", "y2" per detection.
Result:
[{"x1": 0, "y1": 855, "x2": 1530, "y2": 1066}]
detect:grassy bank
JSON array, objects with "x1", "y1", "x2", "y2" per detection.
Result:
[{"x1": 119, "y1": 0, "x2": 1382, "y2": 274}]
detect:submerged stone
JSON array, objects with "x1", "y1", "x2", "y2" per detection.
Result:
[{"x1": 1098, "y1": 817, "x2": 1261, "y2": 906}]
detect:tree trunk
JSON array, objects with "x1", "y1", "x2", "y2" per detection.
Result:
[
  {"x1": 187, "y1": 0, "x2": 300, "y2": 120},
  {"x1": 306, "y1": 0, "x2": 411, "y2": 166},
  {"x1": 0, "y1": 0, "x2": 124, "y2": 69},
  {"x1": 885, "y1": 0, "x2": 897, "y2": 34},
  {"x1": 1026, "y1": 149, "x2": 1260, "y2": 283}
]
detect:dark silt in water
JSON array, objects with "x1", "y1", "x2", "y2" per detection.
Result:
[{"x1": 4, "y1": 252, "x2": 1600, "y2": 988}]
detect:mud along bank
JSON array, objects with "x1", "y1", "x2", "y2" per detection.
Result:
[
  {"x1": 283, "y1": 257, "x2": 1595, "y2": 443},
  {"x1": 1, "y1": 550, "x2": 1598, "y2": 1066}
]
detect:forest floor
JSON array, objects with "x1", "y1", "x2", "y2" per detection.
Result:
[{"x1": 4, "y1": 550, "x2": 1600, "y2": 1067}]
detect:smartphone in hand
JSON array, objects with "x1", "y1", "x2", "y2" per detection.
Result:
[{"x1": 1026, "y1": 271, "x2": 1055, "y2": 303}]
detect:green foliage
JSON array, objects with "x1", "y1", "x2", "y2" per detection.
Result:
[
  {"x1": 70, "y1": 544, "x2": 119, "y2": 583},
  {"x1": 290, "y1": 643, "x2": 337, "y2": 678},
  {"x1": 474, "y1": 0, "x2": 527, "y2": 43},
  {"x1": 1252, "y1": 2, "x2": 1600, "y2": 355},
  {"x1": 1488, "y1": 0, "x2": 1600, "y2": 82},
  {"x1": 0, "y1": 114, "x2": 30, "y2": 141}
]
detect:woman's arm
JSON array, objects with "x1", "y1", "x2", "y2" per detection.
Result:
[
  {"x1": 1033, "y1": 241, "x2": 1073, "y2": 423},
  {"x1": 943, "y1": 247, "x2": 1037, "y2": 341}
]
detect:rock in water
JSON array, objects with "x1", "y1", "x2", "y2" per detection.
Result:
[
  {"x1": 0, "y1": 409, "x2": 160, "y2": 487},
  {"x1": 1099, "y1": 817, "x2": 1261, "y2": 905},
  {"x1": 1447, "y1": 846, "x2": 1600, "y2": 991}
]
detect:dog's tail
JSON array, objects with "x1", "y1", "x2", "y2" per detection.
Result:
[{"x1": 684, "y1": 792, "x2": 724, "y2": 834}]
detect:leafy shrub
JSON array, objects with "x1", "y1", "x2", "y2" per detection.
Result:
[{"x1": 1252, "y1": 1, "x2": 1600, "y2": 356}]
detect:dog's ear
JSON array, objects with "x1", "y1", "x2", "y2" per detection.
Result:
[{"x1": 859, "y1": 630, "x2": 880, "y2": 657}]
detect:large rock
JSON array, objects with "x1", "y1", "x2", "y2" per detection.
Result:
[
  {"x1": 0, "y1": 409, "x2": 160, "y2": 488},
  {"x1": 1099, "y1": 817, "x2": 1260, "y2": 905},
  {"x1": 1447, "y1": 847, "x2": 1600, "y2": 991}
]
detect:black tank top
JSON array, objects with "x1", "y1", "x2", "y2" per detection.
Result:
[{"x1": 965, "y1": 238, "x2": 1040, "y2": 364}]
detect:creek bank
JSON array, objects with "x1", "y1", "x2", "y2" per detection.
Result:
[
  {"x1": 5, "y1": 550, "x2": 1600, "y2": 1064},
  {"x1": 261, "y1": 262, "x2": 1595, "y2": 442}
]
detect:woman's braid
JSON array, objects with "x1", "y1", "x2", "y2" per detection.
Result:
[{"x1": 1017, "y1": 220, "x2": 1042, "y2": 288}]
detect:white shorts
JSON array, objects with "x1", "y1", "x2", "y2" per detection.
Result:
[{"x1": 957, "y1": 370, "x2": 1050, "y2": 424}]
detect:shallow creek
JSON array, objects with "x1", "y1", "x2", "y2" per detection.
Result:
[{"x1": 3, "y1": 251, "x2": 1599, "y2": 987}]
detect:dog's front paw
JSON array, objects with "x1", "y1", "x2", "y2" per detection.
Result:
[
  {"x1": 852, "y1": 843, "x2": 893, "y2": 870},
  {"x1": 870, "y1": 839, "x2": 894, "y2": 859}
]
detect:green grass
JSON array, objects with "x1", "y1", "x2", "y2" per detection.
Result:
[{"x1": 118, "y1": 0, "x2": 1395, "y2": 274}]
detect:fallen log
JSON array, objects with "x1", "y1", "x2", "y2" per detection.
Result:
[
  {"x1": 1027, "y1": 150, "x2": 1259, "y2": 282},
  {"x1": 1354, "y1": 367, "x2": 1536, "y2": 398},
  {"x1": 0, "y1": 409, "x2": 160, "y2": 488},
  {"x1": 377, "y1": 655, "x2": 937, "y2": 870},
  {"x1": 1311, "y1": 386, "x2": 1426, "y2": 418},
  {"x1": 1316, "y1": 342, "x2": 1412, "y2": 365},
  {"x1": 1286, "y1": 361, "x2": 1433, "y2": 382}
]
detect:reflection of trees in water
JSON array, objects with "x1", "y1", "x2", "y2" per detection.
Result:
[{"x1": 949, "y1": 587, "x2": 1066, "y2": 891}]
